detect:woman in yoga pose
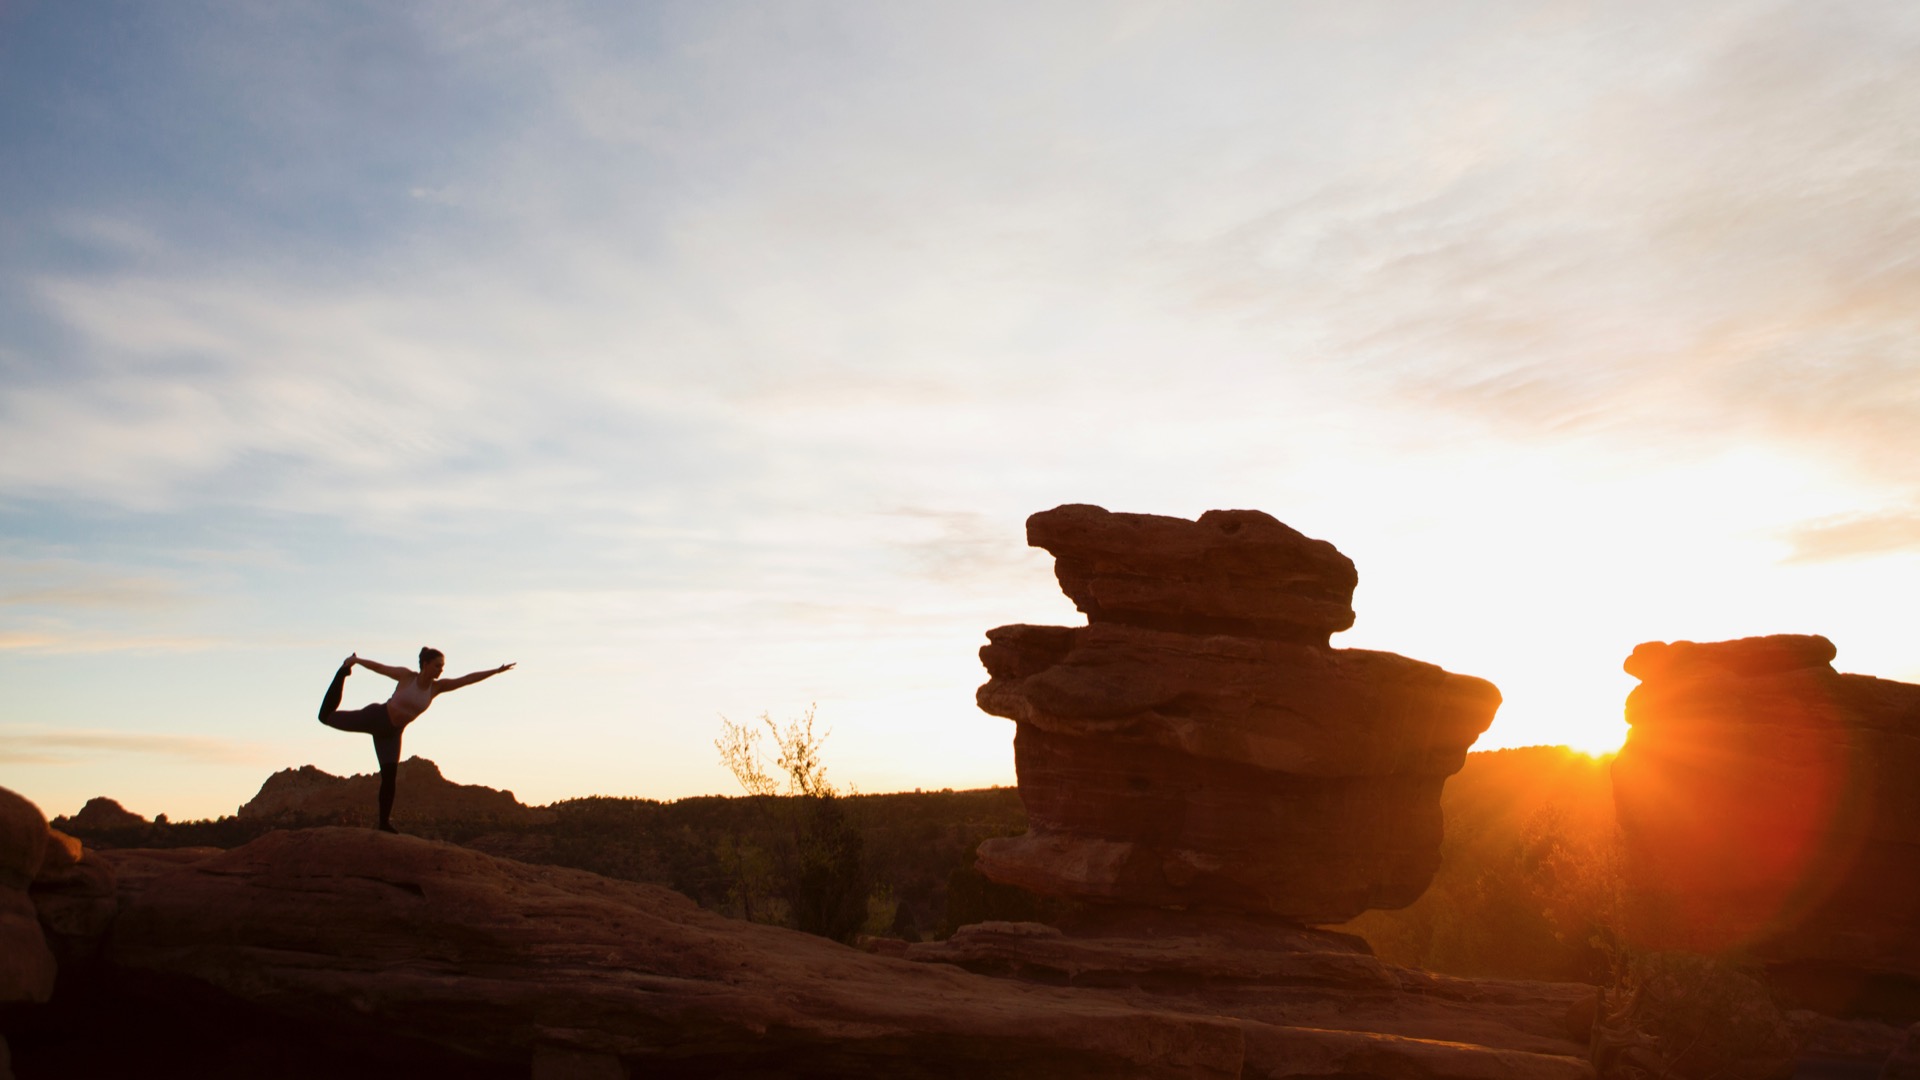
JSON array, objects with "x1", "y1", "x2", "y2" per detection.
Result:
[{"x1": 317, "y1": 648, "x2": 515, "y2": 832}]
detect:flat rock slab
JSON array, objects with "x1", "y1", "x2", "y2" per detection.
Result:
[
  {"x1": 909, "y1": 915, "x2": 1595, "y2": 1079},
  {"x1": 109, "y1": 828, "x2": 1245, "y2": 1078},
  {"x1": 107, "y1": 828, "x2": 1601, "y2": 1079}
]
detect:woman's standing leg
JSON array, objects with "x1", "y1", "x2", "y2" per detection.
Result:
[{"x1": 372, "y1": 728, "x2": 402, "y2": 833}]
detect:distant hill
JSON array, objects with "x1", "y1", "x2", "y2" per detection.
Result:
[{"x1": 237, "y1": 757, "x2": 552, "y2": 825}]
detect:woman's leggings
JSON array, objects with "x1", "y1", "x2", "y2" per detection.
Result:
[{"x1": 318, "y1": 664, "x2": 402, "y2": 829}]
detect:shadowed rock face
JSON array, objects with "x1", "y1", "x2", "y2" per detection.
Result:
[
  {"x1": 1613, "y1": 634, "x2": 1920, "y2": 1012},
  {"x1": 976, "y1": 506, "x2": 1499, "y2": 923}
]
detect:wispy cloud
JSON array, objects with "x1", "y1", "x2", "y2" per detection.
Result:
[
  {"x1": 1784, "y1": 511, "x2": 1920, "y2": 563},
  {"x1": 0, "y1": 729, "x2": 265, "y2": 766}
]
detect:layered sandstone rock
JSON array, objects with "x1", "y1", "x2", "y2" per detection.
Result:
[
  {"x1": 976, "y1": 506, "x2": 1500, "y2": 923},
  {"x1": 238, "y1": 757, "x2": 552, "y2": 825},
  {"x1": 1613, "y1": 634, "x2": 1920, "y2": 1009}
]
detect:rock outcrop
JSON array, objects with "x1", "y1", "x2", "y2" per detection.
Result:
[
  {"x1": 238, "y1": 757, "x2": 551, "y2": 825},
  {"x1": 1613, "y1": 634, "x2": 1920, "y2": 1013},
  {"x1": 975, "y1": 505, "x2": 1500, "y2": 922}
]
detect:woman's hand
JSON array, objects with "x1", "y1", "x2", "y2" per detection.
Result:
[{"x1": 497, "y1": 662, "x2": 516, "y2": 674}]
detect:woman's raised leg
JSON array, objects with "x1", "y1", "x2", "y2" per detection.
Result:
[{"x1": 318, "y1": 657, "x2": 354, "y2": 722}]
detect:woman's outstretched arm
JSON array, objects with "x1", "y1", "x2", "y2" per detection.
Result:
[
  {"x1": 436, "y1": 663, "x2": 515, "y2": 693},
  {"x1": 354, "y1": 657, "x2": 411, "y2": 681}
]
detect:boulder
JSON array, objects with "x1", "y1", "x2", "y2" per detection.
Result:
[
  {"x1": 1613, "y1": 635, "x2": 1920, "y2": 1013},
  {"x1": 37, "y1": 829, "x2": 81, "y2": 875},
  {"x1": 0, "y1": 787, "x2": 56, "y2": 1006},
  {"x1": 976, "y1": 506, "x2": 1499, "y2": 922},
  {"x1": 237, "y1": 757, "x2": 553, "y2": 825},
  {"x1": 1027, "y1": 504, "x2": 1358, "y2": 645},
  {"x1": 65, "y1": 797, "x2": 147, "y2": 831},
  {"x1": 31, "y1": 850, "x2": 118, "y2": 964},
  {"x1": 0, "y1": 787, "x2": 48, "y2": 890}
]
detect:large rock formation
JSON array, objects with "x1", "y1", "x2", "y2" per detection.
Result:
[
  {"x1": 975, "y1": 505, "x2": 1500, "y2": 922},
  {"x1": 238, "y1": 757, "x2": 551, "y2": 825},
  {"x1": 1613, "y1": 634, "x2": 1920, "y2": 1013}
]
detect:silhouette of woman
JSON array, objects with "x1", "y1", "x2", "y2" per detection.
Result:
[{"x1": 316, "y1": 648, "x2": 514, "y2": 832}]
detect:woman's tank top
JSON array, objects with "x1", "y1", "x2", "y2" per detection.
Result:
[{"x1": 385, "y1": 676, "x2": 436, "y2": 725}]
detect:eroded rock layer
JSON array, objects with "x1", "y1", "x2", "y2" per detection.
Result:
[
  {"x1": 977, "y1": 506, "x2": 1499, "y2": 922},
  {"x1": 1613, "y1": 634, "x2": 1920, "y2": 1008}
]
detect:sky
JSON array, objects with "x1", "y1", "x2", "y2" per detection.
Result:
[{"x1": 4, "y1": 1, "x2": 1920, "y2": 821}]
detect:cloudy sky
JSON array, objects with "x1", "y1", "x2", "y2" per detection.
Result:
[{"x1": 5, "y1": 1, "x2": 1919, "y2": 821}]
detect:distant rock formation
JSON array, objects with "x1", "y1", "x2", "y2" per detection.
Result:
[
  {"x1": 1613, "y1": 634, "x2": 1920, "y2": 1012},
  {"x1": 237, "y1": 757, "x2": 552, "y2": 825},
  {"x1": 975, "y1": 505, "x2": 1500, "y2": 923},
  {"x1": 66, "y1": 797, "x2": 146, "y2": 830}
]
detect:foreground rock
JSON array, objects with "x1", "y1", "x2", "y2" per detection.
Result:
[
  {"x1": 100, "y1": 827, "x2": 1596, "y2": 1078},
  {"x1": 238, "y1": 757, "x2": 552, "y2": 826},
  {"x1": 976, "y1": 505, "x2": 1500, "y2": 922},
  {"x1": 0, "y1": 787, "x2": 56, "y2": 1009},
  {"x1": 110, "y1": 828, "x2": 1245, "y2": 1078},
  {"x1": 1613, "y1": 634, "x2": 1920, "y2": 1015}
]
